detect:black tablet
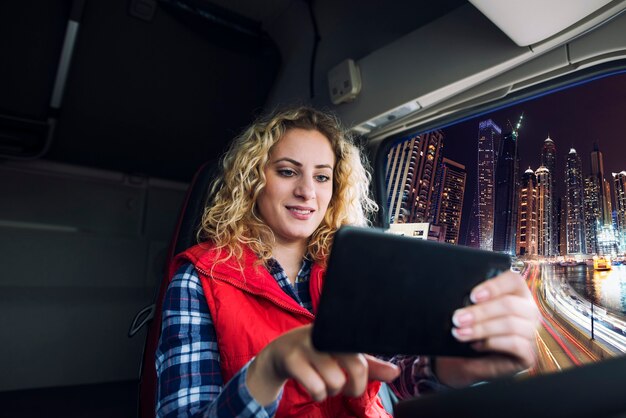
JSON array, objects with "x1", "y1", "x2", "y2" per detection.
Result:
[{"x1": 312, "y1": 225, "x2": 512, "y2": 356}]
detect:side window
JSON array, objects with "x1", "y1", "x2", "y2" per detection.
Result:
[{"x1": 383, "y1": 72, "x2": 626, "y2": 369}]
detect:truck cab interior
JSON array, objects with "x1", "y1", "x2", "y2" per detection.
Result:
[{"x1": 2, "y1": 1, "x2": 626, "y2": 417}]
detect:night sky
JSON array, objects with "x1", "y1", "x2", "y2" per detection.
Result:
[{"x1": 393, "y1": 72, "x2": 626, "y2": 245}]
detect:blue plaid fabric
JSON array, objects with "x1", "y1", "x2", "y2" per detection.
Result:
[
  {"x1": 156, "y1": 257, "x2": 439, "y2": 417},
  {"x1": 155, "y1": 259, "x2": 310, "y2": 417},
  {"x1": 266, "y1": 257, "x2": 313, "y2": 312}
]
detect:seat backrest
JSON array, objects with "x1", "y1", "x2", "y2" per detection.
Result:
[{"x1": 137, "y1": 160, "x2": 219, "y2": 418}]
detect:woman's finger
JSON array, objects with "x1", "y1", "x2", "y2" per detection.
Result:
[
  {"x1": 283, "y1": 349, "x2": 346, "y2": 402},
  {"x1": 334, "y1": 353, "x2": 368, "y2": 397},
  {"x1": 470, "y1": 271, "x2": 531, "y2": 303},
  {"x1": 282, "y1": 349, "x2": 331, "y2": 402},
  {"x1": 263, "y1": 325, "x2": 349, "y2": 402},
  {"x1": 331, "y1": 354, "x2": 400, "y2": 398},
  {"x1": 452, "y1": 296, "x2": 540, "y2": 328},
  {"x1": 363, "y1": 354, "x2": 401, "y2": 382},
  {"x1": 452, "y1": 316, "x2": 537, "y2": 342},
  {"x1": 307, "y1": 352, "x2": 347, "y2": 397}
]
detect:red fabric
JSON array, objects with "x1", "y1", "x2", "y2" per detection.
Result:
[{"x1": 172, "y1": 243, "x2": 391, "y2": 418}]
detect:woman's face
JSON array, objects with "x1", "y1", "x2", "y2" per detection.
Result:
[{"x1": 257, "y1": 128, "x2": 335, "y2": 248}]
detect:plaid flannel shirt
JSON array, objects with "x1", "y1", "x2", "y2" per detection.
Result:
[{"x1": 155, "y1": 258, "x2": 440, "y2": 417}]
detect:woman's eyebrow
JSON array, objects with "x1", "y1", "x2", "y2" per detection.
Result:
[
  {"x1": 273, "y1": 157, "x2": 333, "y2": 170},
  {"x1": 273, "y1": 157, "x2": 302, "y2": 166}
]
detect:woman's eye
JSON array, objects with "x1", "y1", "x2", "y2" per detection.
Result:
[
  {"x1": 277, "y1": 169, "x2": 296, "y2": 177},
  {"x1": 315, "y1": 174, "x2": 331, "y2": 182}
]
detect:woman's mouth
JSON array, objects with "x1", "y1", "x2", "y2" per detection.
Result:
[{"x1": 286, "y1": 206, "x2": 315, "y2": 219}]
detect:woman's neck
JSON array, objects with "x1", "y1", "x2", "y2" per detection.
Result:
[{"x1": 272, "y1": 241, "x2": 307, "y2": 284}]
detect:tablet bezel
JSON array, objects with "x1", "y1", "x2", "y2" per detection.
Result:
[{"x1": 312, "y1": 225, "x2": 512, "y2": 356}]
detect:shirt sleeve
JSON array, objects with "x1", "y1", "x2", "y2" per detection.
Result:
[
  {"x1": 155, "y1": 263, "x2": 281, "y2": 417},
  {"x1": 383, "y1": 355, "x2": 448, "y2": 399}
]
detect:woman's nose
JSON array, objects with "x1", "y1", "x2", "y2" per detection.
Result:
[{"x1": 294, "y1": 177, "x2": 315, "y2": 200}]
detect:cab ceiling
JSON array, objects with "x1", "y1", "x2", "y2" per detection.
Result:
[{"x1": 1, "y1": 0, "x2": 466, "y2": 182}]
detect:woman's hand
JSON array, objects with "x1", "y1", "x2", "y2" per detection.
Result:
[
  {"x1": 434, "y1": 270, "x2": 541, "y2": 388},
  {"x1": 246, "y1": 324, "x2": 400, "y2": 406}
]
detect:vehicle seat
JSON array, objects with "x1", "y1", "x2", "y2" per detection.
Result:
[{"x1": 129, "y1": 160, "x2": 219, "y2": 418}]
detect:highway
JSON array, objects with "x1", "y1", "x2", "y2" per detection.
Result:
[{"x1": 525, "y1": 262, "x2": 626, "y2": 374}]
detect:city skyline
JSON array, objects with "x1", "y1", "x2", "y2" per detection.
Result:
[
  {"x1": 440, "y1": 72, "x2": 626, "y2": 246},
  {"x1": 386, "y1": 72, "x2": 626, "y2": 250}
]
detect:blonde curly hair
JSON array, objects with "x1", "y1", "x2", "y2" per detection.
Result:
[{"x1": 199, "y1": 106, "x2": 377, "y2": 265}]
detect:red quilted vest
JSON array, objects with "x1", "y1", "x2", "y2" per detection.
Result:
[{"x1": 171, "y1": 243, "x2": 391, "y2": 418}]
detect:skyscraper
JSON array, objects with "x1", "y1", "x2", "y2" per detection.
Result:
[
  {"x1": 535, "y1": 166, "x2": 552, "y2": 256},
  {"x1": 604, "y1": 180, "x2": 613, "y2": 217},
  {"x1": 386, "y1": 131, "x2": 444, "y2": 224},
  {"x1": 590, "y1": 142, "x2": 612, "y2": 225},
  {"x1": 541, "y1": 136, "x2": 556, "y2": 179},
  {"x1": 557, "y1": 197, "x2": 567, "y2": 255},
  {"x1": 614, "y1": 171, "x2": 626, "y2": 236},
  {"x1": 565, "y1": 148, "x2": 586, "y2": 254},
  {"x1": 435, "y1": 158, "x2": 467, "y2": 245},
  {"x1": 466, "y1": 194, "x2": 480, "y2": 248},
  {"x1": 584, "y1": 175, "x2": 600, "y2": 254},
  {"x1": 421, "y1": 132, "x2": 445, "y2": 223},
  {"x1": 476, "y1": 119, "x2": 500, "y2": 250},
  {"x1": 516, "y1": 168, "x2": 538, "y2": 256},
  {"x1": 541, "y1": 136, "x2": 558, "y2": 255},
  {"x1": 386, "y1": 136, "x2": 417, "y2": 223},
  {"x1": 493, "y1": 116, "x2": 522, "y2": 255}
]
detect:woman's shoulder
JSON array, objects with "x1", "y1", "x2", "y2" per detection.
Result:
[
  {"x1": 171, "y1": 242, "x2": 258, "y2": 277},
  {"x1": 169, "y1": 242, "x2": 221, "y2": 279},
  {"x1": 170, "y1": 262, "x2": 203, "y2": 292},
  {"x1": 177, "y1": 241, "x2": 220, "y2": 263}
]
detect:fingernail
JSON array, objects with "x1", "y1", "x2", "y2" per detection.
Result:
[
  {"x1": 451, "y1": 327, "x2": 473, "y2": 340},
  {"x1": 452, "y1": 310, "x2": 473, "y2": 327},
  {"x1": 471, "y1": 288, "x2": 490, "y2": 303}
]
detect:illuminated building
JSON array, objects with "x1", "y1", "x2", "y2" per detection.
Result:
[
  {"x1": 535, "y1": 166, "x2": 552, "y2": 256},
  {"x1": 516, "y1": 168, "x2": 538, "y2": 256},
  {"x1": 418, "y1": 132, "x2": 445, "y2": 223},
  {"x1": 590, "y1": 143, "x2": 612, "y2": 225},
  {"x1": 557, "y1": 197, "x2": 567, "y2": 255},
  {"x1": 386, "y1": 131, "x2": 444, "y2": 224},
  {"x1": 476, "y1": 119, "x2": 500, "y2": 250},
  {"x1": 541, "y1": 136, "x2": 558, "y2": 255},
  {"x1": 565, "y1": 148, "x2": 586, "y2": 254},
  {"x1": 386, "y1": 136, "x2": 416, "y2": 223},
  {"x1": 614, "y1": 171, "x2": 626, "y2": 246},
  {"x1": 604, "y1": 180, "x2": 613, "y2": 217},
  {"x1": 493, "y1": 115, "x2": 523, "y2": 255},
  {"x1": 466, "y1": 194, "x2": 480, "y2": 248},
  {"x1": 435, "y1": 158, "x2": 467, "y2": 245},
  {"x1": 584, "y1": 175, "x2": 600, "y2": 254},
  {"x1": 596, "y1": 224, "x2": 620, "y2": 256}
]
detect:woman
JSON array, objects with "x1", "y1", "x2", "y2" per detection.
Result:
[{"x1": 155, "y1": 107, "x2": 539, "y2": 417}]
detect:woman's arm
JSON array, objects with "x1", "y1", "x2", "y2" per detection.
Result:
[{"x1": 155, "y1": 263, "x2": 280, "y2": 417}]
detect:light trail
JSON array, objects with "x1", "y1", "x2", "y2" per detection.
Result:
[
  {"x1": 527, "y1": 262, "x2": 595, "y2": 367},
  {"x1": 536, "y1": 288, "x2": 597, "y2": 361},
  {"x1": 535, "y1": 332, "x2": 561, "y2": 372},
  {"x1": 543, "y1": 267, "x2": 626, "y2": 353}
]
